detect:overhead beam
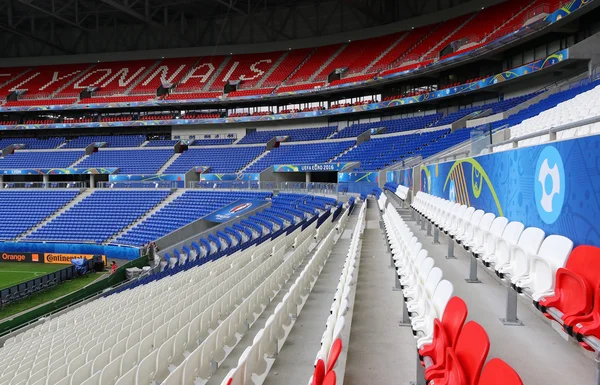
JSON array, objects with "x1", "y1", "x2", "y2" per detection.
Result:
[
  {"x1": 98, "y1": 0, "x2": 165, "y2": 28},
  {"x1": 213, "y1": 0, "x2": 247, "y2": 16},
  {"x1": 0, "y1": 22, "x2": 75, "y2": 54},
  {"x1": 16, "y1": 0, "x2": 91, "y2": 31}
]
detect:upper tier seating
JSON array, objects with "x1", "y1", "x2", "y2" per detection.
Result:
[
  {"x1": 165, "y1": 91, "x2": 222, "y2": 100},
  {"x1": 0, "y1": 137, "x2": 65, "y2": 149},
  {"x1": 227, "y1": 88, "x2": 274, "y2": 98},
  {"x1": 371, "y1": 28, "x2": 430, "y2": 73},
  {"x1": 287, "y1": 45, "x2": 343, "y2": 84},
  {"x1": 277, "y1": 82, "x2": 325, "y2": 93},
  {"x1": 58, "y1": 60, "x2": 156, "y2": 98},
  {"x1": 331, "y1": 114, "x2": 442, "y2": 139},
  {"x1": 0, "y1": 151, "x2": 83, "y2": 169},
  {"x1": 237, "y1": 126, "x2": 336, "y2": 144},
  {"x1": 261, "y1": 48, "x2": 313, "y2": 88},
  {"x1": 165, "y1": 146, "x2": 265, "y2": 174},
  {"x1": 245, "y1": 141, "x2": 353, "y2": 173},
  {"x1": 3, "y1": 98, "x2": 77, "y2": 107},
  {"x1": 77, "y1": 149, "x2": 173, "y2": 174},
  {"x1": 169, "y1": 57, "x2": 226, "y2": 94},
  {"x1": 62, "y1": 135, "x2": 145, "y2": 148},
  {"x1": 130, "y1": 57, "x2": 197, "y2": 95},
  {"x1": 25, "y1": 190, "x2": 170, "y2": 243},
  {"x1": 144, "y1": 139, "x2": 180, "y2": 147},
  {"x1": 79, "y1": 95, "x2": 155, "y2": 104},
  {"x1": 209, "y1": 52, "x2": 284, "y2": 91},
  {"x1": 115, "y1": 190, "x2": 272, "y2": 246},
  {"x1": 0, "y1": 190, "x2": 79, "y2": 240},
  {"x1": 0, "y1": 64, "x2": 90, "y2": 100}
]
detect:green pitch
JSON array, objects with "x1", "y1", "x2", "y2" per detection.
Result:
[{"x1": 0, "y1": 263, "x2": 65, "y2": 290}]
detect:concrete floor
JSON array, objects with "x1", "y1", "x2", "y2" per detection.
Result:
[
  {"x1": 390, "y1": 195, "x2": 596, "y2": 385},
  {"x1": 262, "y1": 211, "x2": 359, "y2": 385},
  {"x1": 344, "y1": 200, "x2": 416, "y2": 385}
]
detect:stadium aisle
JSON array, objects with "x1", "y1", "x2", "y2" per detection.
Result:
[
  {"x1": 262, "y1": 208, "x2": 359, "y2": 385},
  {"x1": 344, "y1": 199, "x2": 415, "y2": 384}
]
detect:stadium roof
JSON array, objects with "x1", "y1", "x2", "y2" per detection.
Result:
[{"x1": 0, "y1": 0, "x2": 496, "y2": 58}]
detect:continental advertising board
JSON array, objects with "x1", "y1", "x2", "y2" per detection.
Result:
[
  {"x1": 44, "y1": 253, "x2": 106, "y2": 265},
  {"x1": 0, "y1": 252, "x2": 105, "y2": 264}
]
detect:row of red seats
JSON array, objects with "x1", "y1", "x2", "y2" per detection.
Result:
[
  {"x1": 465, "y1": 76, "x2": 487, "y2": 83},
  {"x1": 302, "y1": 106, "x2": 326, "y2": 112},
  {"x1": 328, "y1": 74, "x2": 375, "y2": 87},
  {"x1": 183, "y1": 113, "x2": 220, "y2": 119},
  {"x1": 277, "y1": 82, "x2": 325, "y2": 93},
  {"x1": 3, "y1": 98, "x2": 77, "y2": 107},
  {"x1": 24, "y1": 119, "x2": 55, "y2": 124},
  {"x1": 383, "y1": 89, "x2": 429, "y2": 101},
  {"x1": 439, "y1": 82, "x2": 461, "y2": 90},
  {"x1": 140, "y1": 114, "x2": 175, "y2": 121},
  {"x1": 280, "y1": 109, "x2": 300, "y2": 114},
  {"x1": 79, "y1": 95, "x2": 154, "y2": 104},
  {"x1": 227, "y1": 88, "x2": 274, "y2": 98},
  {"x1": 164, "y1": 92, "x2": 221, "y2": 100},
  {"x1": 229, "y1": 112, "x2": 250, "y2": 117},
  {"x1": 251, "y1": 111, "x2": 273, "y2": 116},
  {"x1": 100, "y1": 116, "x2": 133, "y2": 122},
  {"x1": 0, "y1": 120, "x2": 17, "y2": 125},
  {"x1": 63, "y1": 118, "x2": 94, "y2": 123}
]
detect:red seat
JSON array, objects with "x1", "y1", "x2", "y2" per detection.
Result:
[
  {"x1": 427, "y1": 321, "x2": 490, "y2": 385},
  {"x1": 419, "y1": 296, "x2": 468, "y2": 367},
  {"x1": 322, "y1": 370, "x2": 336, "y2": 385},
  {"x1": 572, "y1": 286, "x2": 600, "y2": 350},
  {"x1": 326, "y1": 338, "x2": 342, "y2": 374},
  {"x1": 538, "y1": 246, "x2": 600, "y2": 343},
  {"x1": 477, "y1": 358, "x2": 523, "y2": 385},
  {"x1": 311, "y1": 359, "x2": 325, "y2": 385}
]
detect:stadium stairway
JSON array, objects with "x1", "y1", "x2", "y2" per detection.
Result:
[
  {"x1": 106, "y1": 189, "x2": 185, "y2": 244},
  {"x1": 156, "y1": 153, "x2": 181, "y2": 175},
  {"x1": 15, "y1": 189, "x2": 92, "y2": 241},
  {"x1": 343, "y1": 198, "x2": 416, "y2": 384},
  {"x1": 259, "y1": 205, "x2": 359, "y2": 385},
  {"x1": 69, "y1": 153, "x2": 90, "y2": 168},
  {"x1": 238, "y1": 149, "x2": 270, "y2": 173},
  {"x1": 385, "y1": 192, "x2": 595, "y2": 384}
]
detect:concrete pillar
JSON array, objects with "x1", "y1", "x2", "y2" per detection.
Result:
[
  {"x1": 0, "y1": 175, "x2": 3, "y2": 189},
  {"x1": 90, "y1": 174, "x2": 96, "y2": 188},
  {"x1": 43, "y1": 175, "x2": 49, "y2": 188},
  {"x1": 305, "y1": 172, "x2": 311, "y2": 184}
]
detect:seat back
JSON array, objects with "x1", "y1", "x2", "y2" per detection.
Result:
[
  {"x1": 424, "y1": 267, "x2": 443, "y2": 298},
  {"x1": 477, "y1": 358, "x2": 523, "y2": 385},
  {"x1": 516, "y1": 227, "x2": 546, "y2": 255},
  {"x1": 443, "y1": 348, "x2": 468, "y2": 385},
  {"x1": 323, "y1": 370, "x2": 336, "y2": 385},
  {"x1": 455, "y1": 321, "x2": 490, "y2": 385},
  {"x1": 477, "y1": 213, "x2": 495, "y2": 231},
  {"x1": 489, "y1": 217, "x2": 509, "y2": 237},
  {"x1": 432, "y1": 280, "x2": 454, "y2": 319},
  {"x1": 441, "y1": 296, "x2": 468, "y2": 348},
  {"x1": 537, "y1": 235, "x2": 574, "y2": 272},
  {"x1": 418, "y1": 257, "x2": 435, "y2": 282},
  {"x1": 565, "y1": 245, "x2": 600, "y2": 289}
]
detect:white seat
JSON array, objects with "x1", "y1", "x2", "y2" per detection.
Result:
[
  {"x1": 496, "y1": 227, "x2": 545, "y2": 276},
  {"x1": 483, "y1": 221, "x2": 524, "y2": 266}
]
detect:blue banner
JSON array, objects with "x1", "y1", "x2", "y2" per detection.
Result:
[
  {"x1": 0, "y1": 167, "x2": 118, "y2": 175},
  {"x1": 200, "y1": 173, "x2": 260, "y2": 181},
  {"x1": 0, "y1": 242, "x2": 140, "y2": 260},
  {"x1": 274, "y1": 162, "x2": 358, "y2": 173},
  {"x1": 422, "y1": 134, "x2": 600, "y2": 247},
  {"x1": 386, "y1": 169, "x2": 413, "y2": 188},
  {"x1": 109, "y1": 174, "x2": 185, "y2": 187},
  {"x1": 204, "y1": 199, "x2": 267, "y2": 223},
  {"x1": 338, "y1": 172, "x2": 378, "y2": 183}
]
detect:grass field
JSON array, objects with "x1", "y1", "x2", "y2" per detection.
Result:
[{"x1": 0, "y1": 263, "x2": 65, "y2": 290}]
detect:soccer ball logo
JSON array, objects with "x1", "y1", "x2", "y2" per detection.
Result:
[{"x1": 534, "y1": 146, "x2": 565, "y2": 224}]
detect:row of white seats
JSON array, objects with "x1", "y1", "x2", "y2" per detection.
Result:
[
  {"x1": 221, "y1": 206, "x2": 350, "y2": 385},
  {"x1": 411, "y1": 191, "x2": 573, "y2": 302},
  {"x1": 396, "y1": 185, "x2": 410, "y2": 201},
  {"x1": 0, "y1": 225, "x2": 308, "y2": 385},
  {"x1": 494, "y1": 82, "x2": 600, "y2": 152},
  {"x1": 310, "y1": 201, "x2": 366, "y2": 385},
  {"x1": 378, "y1": 193, "x2": 388, "y2": 212},
  {"x1": 383, "y1": 206, "x2": 454, "y2": 349}
]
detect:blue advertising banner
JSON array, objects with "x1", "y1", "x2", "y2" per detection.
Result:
[
  {"x1": 200, "y1": 173, "x2": 260, "y2": 181},
  {"x1": 338, "y1": 172, "x2": 378, "y2": 183},
  {"x1": 204, "y1": 199, "x2": 268, "y2": 223},
  {"x1": 0, "y1": 167, "x2": 118, "y2": 175},
  {"x1": 109, "y1": 174, "x2": 185, "y2": 187},
  {"x1": 422, "y1": 135, "x2": 600, "y2": 247},
  {"x1": 274, "y1": 162, "x2": 359, "y2": 173},
  {"x1": 386, "y1": 169, "x2": 413, "y2": 188},
  {"x1": 0, "y1": 242, "x2": 140, "y2": 260}
]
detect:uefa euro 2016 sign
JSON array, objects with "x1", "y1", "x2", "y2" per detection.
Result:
[{"x1": 273, "y1": 162, "x2": 358, "y2": 172}]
